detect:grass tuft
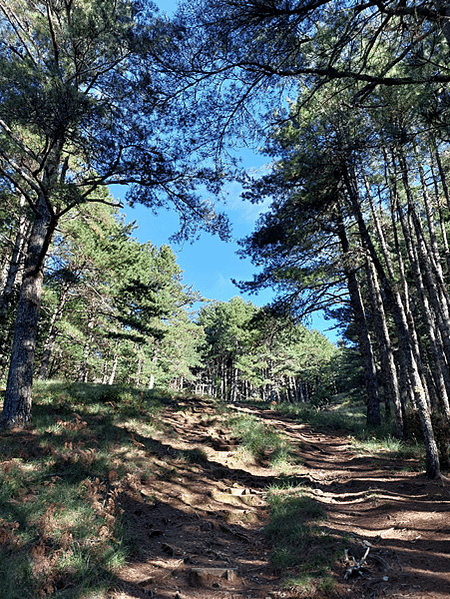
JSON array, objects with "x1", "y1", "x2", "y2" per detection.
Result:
[
  {"x1": 273, "y1": 400, "x2": 367, "y2": 434},
  {"x1": 265, "y1": 485, "x2": 344, "y2": 594},
  {"x1": 226, "y1": 413, "x2": 293, "y2": 467},
  {"x1": 267, "y1": 399, "x2": 426, "y2": 465}
]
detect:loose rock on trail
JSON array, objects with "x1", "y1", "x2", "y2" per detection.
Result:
[{"x1": 110, "y1": 398, "x2": 450, "y2": 599}]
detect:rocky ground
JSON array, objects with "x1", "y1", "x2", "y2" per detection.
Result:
[{"x1": 109, "y1": 399, "x2": 450, "y2": 599}]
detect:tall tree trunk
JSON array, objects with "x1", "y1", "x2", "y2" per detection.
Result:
[
  {"x1": 220, "y1": 358, "x2": 227, "y2": 400},
  {"x1": 147, "y1": 349, "x2": 158, "y2": 390},
  {"x1": 366, "y1": 254, "x2": 404, "y2": 436},
  {"x1": 386, "y1": 173, "x2": 419, "y2": 410},
  {"x1": 363, "y1": 172, "x2": 405, "y2": 436},
  {"x1": 0, "y1": 194, "x2": 30, "y2": 313},
  {"x1": 298, "y1": 380, "x2": 305, "y2": 402},
  {"x1": 397, "y1": 153, "x2": 450, "y2": 419},
  {"x1": 335, "y1": 200, "x2": 381, "y2": 427},
  {"x1": 384, "y1": 152, "x2": 441, "y2": 477},
  {"x1": 344, "y1": 159, "x2": 441, "y2": 478},
  {"x1": 135, "y1": 348, "x2": 143, "y2": 388},
  {"x1": 148, "y1": 373, "x2": 155, "y2": 390},
  {"x1": 0, "y1": 203, "x2": 55, "y2": 428},
  {"x1": 415, "y1": 144, "x2": 446, "y2": 281},
  {"x1": 289, "y1": 376, "x2": 298, "y2": 402},
  {"x1": 397, "y1": 195, "x2": 450, "y2": 417},
  {"x1": 429, "y1": 139, "x2": 450, "y2": 277},
  {"x1": 109, "y1": 353, "x2": 119, "y2": 386},
  {"x1": 77, "y1": 316, "x2": 94, "y2": 383},
  {"x1": 230, "y1": 366, "x2": 238, "y2": 402},
  {"x1": 102, "y1": 359, "x2": 109, "y2": 385}
]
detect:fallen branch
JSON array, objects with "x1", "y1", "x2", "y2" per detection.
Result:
[{"x1": 344, "y1": 546, "x2": 370, "y2": 579}]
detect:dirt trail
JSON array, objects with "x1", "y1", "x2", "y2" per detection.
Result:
[{"x1": 111, "y1": 399, "x2": 450, "y2": 599}]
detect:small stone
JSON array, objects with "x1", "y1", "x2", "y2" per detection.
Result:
[
  {"x1": 188, "y1": 567, "x2": 238, "y2": 587},
  {"x1": 161, "y1": 543, "x2": 175, "y2": 556}
]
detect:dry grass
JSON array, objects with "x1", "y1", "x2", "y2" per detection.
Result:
[{"x1": 0, "y1": 381, "x2": 169, "y2": 598}]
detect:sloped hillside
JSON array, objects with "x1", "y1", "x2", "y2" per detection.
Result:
[{"x1": 0, "y1": 384, "x2": 449, "y2": 599}]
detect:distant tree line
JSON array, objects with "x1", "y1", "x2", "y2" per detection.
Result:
[
  {"x1": 0, "y1": 200, "x2": 340, "y2": 402},
  {"x1": 193, "y1": 297, "x2": 338, "y2": 404},
  {"x1": 0, "y1": 202, "x2": 201, "y2": 389}
]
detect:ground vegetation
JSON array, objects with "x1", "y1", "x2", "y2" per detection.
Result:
[{"x1": 0, "y1": 381, "x2": 448, "y2": 599}]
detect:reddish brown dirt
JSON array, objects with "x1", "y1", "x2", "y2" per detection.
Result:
[{"x1": 110, "y1": 399, "x2": 450, "y2": 599}]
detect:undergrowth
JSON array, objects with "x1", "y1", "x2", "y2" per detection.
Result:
[
  {"x1": 0, "y1": 382, "x2": 428, "y2": 598},
  {"x1": 273, "y1": 400, "x2": 368, "y2": 434},
  {"x1": 225, "y1": 413, "x2": 294, "y2": 468},
  {"x1": 0, "y1": 380, "x2": 171, "y2": 598}
]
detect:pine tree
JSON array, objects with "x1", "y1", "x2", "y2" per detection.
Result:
[{"x1": 0, "y1": 0, "x2": 228, "y2": 427}]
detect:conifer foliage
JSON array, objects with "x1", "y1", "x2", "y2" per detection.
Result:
[
  {"x1": 168, "y1": 0, "x2": 450, "y2": 479},
  {"x1": 3, "y1": 0, "x2": 450, "y2": 480},
  {"x1": 0, "y1": 0, "x2": 227, "y2": 427}
]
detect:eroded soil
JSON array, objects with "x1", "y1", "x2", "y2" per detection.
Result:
[{"x1": 110, "y1": 399, "x2": 450, "y2": 599}]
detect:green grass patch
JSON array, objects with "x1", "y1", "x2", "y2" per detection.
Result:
[
  {"x1": 226, "y1": 413, "x2": 293, "y2": 467},
  {"x1": 265, "y1": 485, "x2": 347, "y2": 594},
  {"x1": 273, "y1": 400, "x2": 368, "y2": 434},
  {"x1": 177, "y1": 447, "x2": 209, "y2": 464},
  {"x1": 0, "y1": 380, "x2": 171, "y2": 598},
  {"x1": 350, "y1": 434, "x2": 424, "y2": 471}
]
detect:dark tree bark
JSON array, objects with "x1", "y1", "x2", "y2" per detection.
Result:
[
  {"x1": 335, "y1": 203, "x2": 381, "y2": 427},
  {"x1": 366, "y1": 253, "x2": 405, "y2": 437},
  {"x1": 343, "y1": 158, "x2": 441, "y2": 477},
  {"x1": 363, "y1": 172, "x2": 405, "y2": 436},
  {"x1": 135, "y1": 348, "x2": 143, "y2": 388},
  {"x1": 383, "y1": 154, "x2": 442, "y2": 477},
  {"x1": 0, "y1": 202, "x2": 55, "y2": 428},
  {"x1": 396, "y1": 152, "x2": 450, "y2": 419}
]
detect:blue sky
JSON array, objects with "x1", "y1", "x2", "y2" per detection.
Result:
[{"x1": 116, "y1": 0, "x2": 340, "y2": 343}]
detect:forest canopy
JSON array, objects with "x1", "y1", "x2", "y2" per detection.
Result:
[
  {"x1": 2, "y1": 0, "x2": 450, "y2": 478},
  {"x1": 164, "y1": 0, "x2": 450, "y2": 478}
]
